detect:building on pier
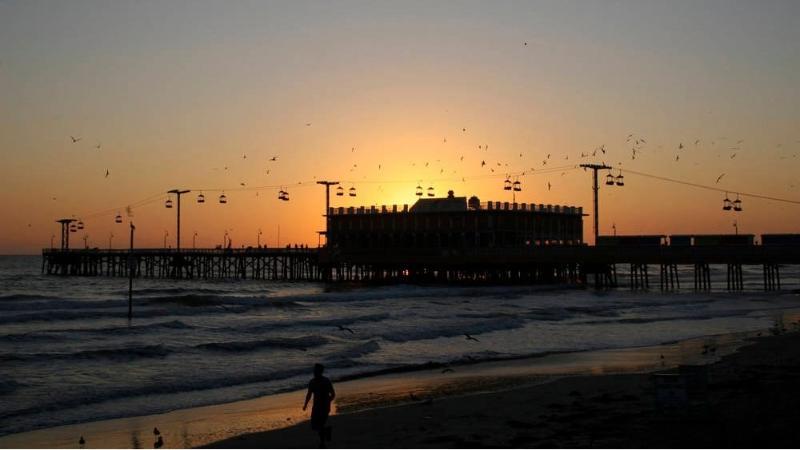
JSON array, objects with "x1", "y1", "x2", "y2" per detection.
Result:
[{"x1": 325, "y1": 190, "x2": 585, "y2": 251}]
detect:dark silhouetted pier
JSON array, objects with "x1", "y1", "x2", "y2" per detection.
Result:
[{"x1": 41, "y1": 240, "x2": 800, "y2": 291}]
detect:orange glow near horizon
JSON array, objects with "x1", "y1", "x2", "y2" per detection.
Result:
[{"x1": 1, "y1": 1, "x2": 799, "y2": 253}]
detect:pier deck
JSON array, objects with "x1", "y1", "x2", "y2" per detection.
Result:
[{"x1": 42, "y1": 244, "x2": 800, "y2": 290}]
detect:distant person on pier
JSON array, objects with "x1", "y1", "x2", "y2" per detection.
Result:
[{"x1": 303, "y1": 363, "x2": 335, "y2": 448}]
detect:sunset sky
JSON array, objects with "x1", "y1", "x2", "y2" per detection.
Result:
[{"x1": 1, "y1": 0, "x2": 799, "y2": 253}]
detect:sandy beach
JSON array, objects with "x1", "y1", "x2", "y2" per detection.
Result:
[{"x1": 208, "y1": 329, "x2": 800, "y2": 448}]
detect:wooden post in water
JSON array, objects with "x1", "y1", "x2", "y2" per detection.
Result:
[{"x1": 128, "y1": 222, "x2": 135, "y2": 320}]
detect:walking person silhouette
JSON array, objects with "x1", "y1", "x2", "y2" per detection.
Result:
[{"x1": 303, "y1": 363, "x2": 336, "y2": 448}]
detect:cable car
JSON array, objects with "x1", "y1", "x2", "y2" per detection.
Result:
[
  {"x1": 69, "y1": 223, "x2": 78, "y2": 233},
  {"x1": 165, "y1": 198, "x2": 173, "y2": 209},
  {"x1": 77, "y1": 220, "x2": 84, "y2": 230},
  {"x1": 605, "y1": 172, "x2": 615, "y2": 185},
  {"x1": 427, "y1": 186, "x2": 435, "y2": 197},
  {"x1": 348, "y1": 187, "x2": 356, "y2": 197},
  {"x1": 219, "y1": 193, "x2": 228, "y2": 204},
  {"x1": 722, "y1": 194, "x2": 732, "y2": 211},
  {"x1": 115, "y1": 213, "x2": 123, "y2": 224},
  {"x1": 336, "y1": 186, "x2": 344, "y2": 197},
  {"x1": 733, "y1": 195, "x2": 742, "y2": 212},
  {"x1": 512, "y1": 180, "x2": 522, "y2": 192},
  {"x1": 504, "y1": 178, "x2": 512, "y2": 191},
  {"x1": 281, "y1": 190, "x2": 290, "y2": 201},
  {"x1": 415, "y1": 185, "x2": 423, "y2": 197},
  {"x1": 615, "y1": 172, "x2": 624, "y2": 186},
  {"x1": 197, "y1": 193, "x2": 205, "y2": 203}
]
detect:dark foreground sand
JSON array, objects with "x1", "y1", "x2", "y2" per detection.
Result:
[{"x1": 208, "y1": 331, "x2": 800, "y2": 448}]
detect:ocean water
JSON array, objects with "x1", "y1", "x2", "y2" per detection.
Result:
[{"x1": 1, "y1": 255, "x2": 799, "y2": 437}]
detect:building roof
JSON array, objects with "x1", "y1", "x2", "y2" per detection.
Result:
[{"x1": 409, "y1": 195, "x2": 467, "y2": 213}]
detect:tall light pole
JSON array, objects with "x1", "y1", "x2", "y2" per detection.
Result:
[
  {"x1": 257, "y1": 228, "x2": 262, "y2": 247},
  {"x1": 579, "y1": 164, "x2": 612, "y2": 245},
  {"x1": 316, "y1": 181, "x2": 340, "y2": 246},
  {"x1": 128, "y1": 222, "x2": 135, "y2": 320},
  {"x1": 193, "y1": 231, "x2": 198, "y2": 249},
  {"x1": 109, "y1": 232, "x2": 114, "y2": 250},
  {"x1": 50, "y1": 234, "x2": 55, "y2": 249},
  {"x1": 164, "y1": 230, "x2": 169, "y2": 248},
  {"x1": 56, "y1": 219, "x2": 76, "y2": 250},
  {"x1": 167, "y1": 189, "x2": 191, "y2": 251}
]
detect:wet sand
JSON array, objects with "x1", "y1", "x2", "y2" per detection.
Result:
[
  {"x1": 2, "y1": 328, "x2": 797, "y2": 448},
  {"x1": 209, "y1": 330, "x2": 800, "y2": 448},
  {"x1": 0, "y1": 331, "x2": 746, "y2": 449}
]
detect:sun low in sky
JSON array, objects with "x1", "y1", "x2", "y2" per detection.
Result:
[{"x1": 1, "y1": 0, "x2": 799, "y2": 254}]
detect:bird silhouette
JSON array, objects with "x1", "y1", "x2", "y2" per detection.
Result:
[
  {"x1": 79, "y1": 436, "x2": 85, "y2": 447},
  {"x1": 337, "y1": 325, "x2": 355, "y2": 334},
  {"x1": 95, "y1": 143, "x2": 101, "y2": 150},
  {"x1": 441, "y1": 367, "x2": 454, "y2": 373},
  {"x1": 153, "y1": 427, "x2": 160, "y2": 436},
  {"x1": 464, "y1": 333, "x2": 479, "y2": 342},
  {"x1": 242, "y1": 154, "x2": 247, "y2": 159},
  {"x1": 481, "y1": 160, "x2": 486, "y2": 167},
  {"x1": 70, "y1": 136, "x2": 81, "y2": 143},
  {"x1": 269, "y1": 156, "x2": 278, "y2": 161},
  {"x1": 547, "y1": 182, "x2": 552, "y2": 191},
  {"x1": 716, "y1": 173, "x2": 725, "y2": 183},
  {"x1": 305, "y1": 123, "x2": 312, "y2": 126},
  {"x1": 678, "y1": 143, "x2": 684, "y2": 150},
  {"x1": 105, "y1": 169, "x2": 109, "y2": 178}
]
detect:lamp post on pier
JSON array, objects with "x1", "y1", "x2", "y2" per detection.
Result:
[
  {"x1": 316, "y1": 181, "x2": 340, "y2": 246},
  {"x1": 166, "y1": 189, "x2": 191, "y2": 251},
  {"x1": 579, "y1": 164, "x2": 617, "y2": 244}
]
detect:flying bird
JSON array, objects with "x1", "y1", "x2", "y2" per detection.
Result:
[
  {"x1": 678, "y1": 143, "x2": 684, "y2": 150},
  {"x1": 481, "y1": 160, "x2": 486, "y2": 167},
  {"x1": 305, "y1": 123, "x2": 312, "y2": 126},
  {"x1": 269, "y1": 156, "x2": 278, "y2": 161},
  {"x1": 464, "y1": 333, "x2": 479, "y2": 342},
  {"x1": 337, "y1": 325, "x2": 355, "y2": 334},
  {"x1": 547, "y1": 182, "x2": 552, "y2": 191},
  {"x1": 95, "y1": 143, "x2": 101, "y2": 150},
  {"x1": 715, "y1": 173, "x2": 725, "y2": 183},
  {"x1": 441, "y1": 367, "x2": 454, "y2": 373},
  {"x1": 70, "y1": 136, "x2": 81, "y2": 143},
  {"x1": 105, "y1": 169, "x2": 109, "y2": 178}
]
